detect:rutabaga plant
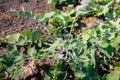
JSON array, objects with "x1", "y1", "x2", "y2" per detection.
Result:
[
  {"x1": 0, "y1": 29, "x2": 49, "y2": 79},
  {"x1": 34, "y1": 5, "x2": 78, "y2": 38},
  {"x1": 2, "y1": 0, "x2": 120, "y2": 79}
]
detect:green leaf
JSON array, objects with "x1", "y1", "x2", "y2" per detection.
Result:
[
  {"x1": 110, "y1": 36, "x2": 120, "y2": 50},
  {"x1": 44, "y1": 75, "x2": 51, "y2": 80},
  {"x1": 44, "y1": 38, "x2": 64, "y2": 51},
  {"x1": 6, "y1": 33, "x2": 21, "y2": 44},
  {"x1": 7, "y1": 44, "x2": 17, "y2": 51},
  {"x1": 99, "y1": 40, "x2": 109, "y2": 48},
  {"x1": 116, "y1": 6, "x2": 120, "y2": 15},
  {"x1": 82, "y1": 30, "x2": 90, "y2": 42},
  {"x1": 35, "y1": 11, "x2": 55, "y2": 22},
  {"x1": 16, "y1": 35, "x2": 27, "y2": 46},
  {"x1": 100, "y1": 45, "x2": 114, "y2": 58},
  {"x1": 74, "y1": 69, "x2": 85, "y2": 78},
  {"x1": 87, "y1": 30, "x2": 96, "y2": 37},
  {"x1": 87, "y1": 65, "x2": 98, "y2": 79},
  {"x1": 108, "y1": 8, "x2": 116, "y2": 20},
  {"x1": 27, "y1": 47, "x2": 37, "y2": 56},
  {"x1": 55, "y1": 59, "x2": 62, "y2": 71},
  {"x1": 31, "y1": 29, "x2": 42, "y2": 42},
  {"x1": 18, "y1": 11, "x2": 34, "y2": 18},
  {"x1": 23, "y1": 30, "x2": 32, "y2": 38},
  {"x1": 98, "y1": 1, "x2": 114, "y2": 16},
  {"x1": 37, "y1": 39, "x2": 42, "y2": 47},
  {"x1": 102, "y1": 70, "x2": 119, "y2": 80},
  {"x1": 55, "y1": 71, "x2": 67, "y2": 80},
  {"x1": 13, "y1": 67, "x2": 23, "y2": 80}
]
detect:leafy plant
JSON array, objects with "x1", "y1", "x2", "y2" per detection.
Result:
[{"x1": 1, "y1": 0, "x2": 120, "y2": 80}]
